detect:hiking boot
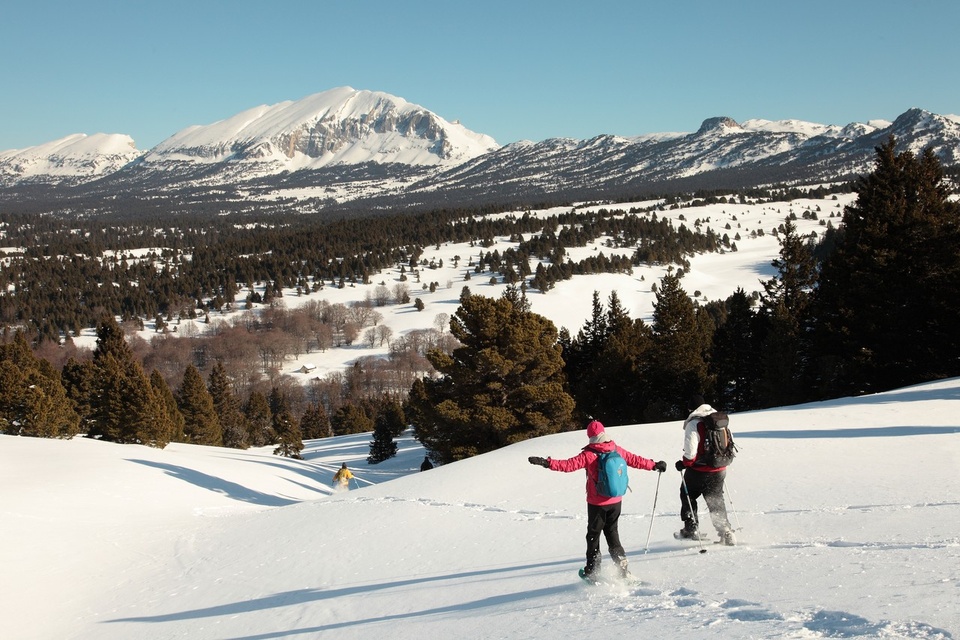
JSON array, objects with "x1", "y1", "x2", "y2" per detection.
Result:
[
  {"x1": 618, "y1": 558, "x2": 632, "y2": 580},
  {"x1": 579, "y1": 566, "x2": 599, "y2": 583},
  {"x1": 678, "y1": 526, "x2": 700, "y2": 540},
  {"x1": 720, "y1": 529, "x2": 736, "y2": 546}
]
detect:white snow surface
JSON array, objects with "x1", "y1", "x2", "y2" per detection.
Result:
[
  {"x1": 741, "y1": 118, "x2": 844, "y2": 137},
  {"x1": 3, "y1": 381, "x2": 958, "y2": 640},
  {"x1": 4, "y1": 192, "x2": 960, "y2": 639}
]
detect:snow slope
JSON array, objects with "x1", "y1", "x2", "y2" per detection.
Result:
[
  {"x1": 2, "y1": 379, "x2": 958, "y2": 639},
  {"x1": 4, "y1": 190, "x2": 959, "y2": 639}
]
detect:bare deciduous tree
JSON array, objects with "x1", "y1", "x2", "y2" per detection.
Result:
[
  {"x1": 392, "y1": 283, "x2": 410, "y2": 305},
  {"x1": 374, "y1": 285, "x2": 391, "y2": 307}
]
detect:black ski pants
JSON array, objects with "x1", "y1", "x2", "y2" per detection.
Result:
[
  {"x1": 680, "y1": 468, "x2": 731, "y2": 534},
  {"x1": 585, "y1": 501, "x2": 626, "y2": 573}
]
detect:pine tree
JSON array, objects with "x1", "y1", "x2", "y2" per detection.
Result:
[
  {"x1": 368, "y1": 414, "x2": 399, "y2": 463},
  {"x1": 89, "y1": 353, "x2": 130, "y2": 441},
  {"x1": 756, "y1": 219, "x2": 818, "y2": 407},
  {"x1": 367, "y1": 400, "x2": 406, "y2": 463},
  {"x1": 300, "y1": 403, "x2": 332, "y2": 439},
  {"x1": 92, "y1": 316, "x2": 135, "y2": 365},
  {"x1": 562, "y1": 291, "x2": 607, "y2": 412},
  {"x1": 407, "y1": 289, "x2": 576, "y2": 463},
  {"x1": 595, "y1": 295, "x2": 653, "y2": 424},
  {"x1": 814, "y1": 138, "x2": 960, "y2": 394},
  {"x1": 331, "y1": 403, "x2": 373, "y2": 435},
  {"x1": 124, "y1": 360, "x2": 171, "y2": 447},
  {"x1": 61, "y1": 357, "x2": 96, "y2": 432},
  {"x1": 85, "y1": 318, "x2": 137, "y2": 441},
  {"x1": 66, "y1": 317, "x2": 168, "y2": 445},
  {"x1": 244, "y1": 391, "x2": 274, "y2": 446},
  {"x1": 178, "y1": 365, "x2": 222, "y2": 446},
  {"x1": 272, "y1": 408, "x2": 303, "y2": 458},
  {"x1": 379, "y1": 400, "x2": 407, "y2": 438},
  {"x1": 645, "y1": 273, "x2": 712, "y2": 420},
  {"x1": 0, "y1": 333, "x2": 80, "y2": 438},
  {"x1": 207, "y1": 362, "x2": 248, "y2": 449},
  {"x1": 150, "y1": 369, "x2": 185, "y2": 442},
  {"x1": 709, "y1": 288, "x2": 762, "y2": 411},
  {"x1": 565, "y1": 291, "x2": 653, "y2": 424}
]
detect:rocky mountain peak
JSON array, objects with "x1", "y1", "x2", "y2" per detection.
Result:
[
  {"x1": 142, "y1": 87, "x2": 499, "y2": 172},
  {"x1": 696, "y1": 117, "x2": 742, "y2": 134}
]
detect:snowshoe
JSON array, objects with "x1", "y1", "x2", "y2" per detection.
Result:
[
  {"x1": 578, "y1": 567, "x2": 600, "y2": 584},
  {"x1": 673, "y1": 528, "x2": 709, "y2": 541}
]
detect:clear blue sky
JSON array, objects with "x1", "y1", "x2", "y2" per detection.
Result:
[{"x1": 3, "y1": 0, "x2": 958, "y2": 151}]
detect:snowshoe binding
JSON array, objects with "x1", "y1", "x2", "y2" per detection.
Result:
[{"x1": 673, "y1": 528, "x2": 709, "y2": 541}]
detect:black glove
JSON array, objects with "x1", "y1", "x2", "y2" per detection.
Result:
[
  {"x1": 675, "y1": 460, "x2": 685, "y2": 471},
  {"x1": 654, "y1": 460, "x2": 667, "y2": 473},
  {"x1": 528, "y1": 456, "x2": 549, "y2": 468}
]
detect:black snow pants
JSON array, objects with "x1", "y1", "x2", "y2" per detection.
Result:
[
  {"x1": 585, "y1": 501, "x2": 625, "y2": 574},
  {"x1": 680, "y1": 468, "x2": 731, "y2": 534}
]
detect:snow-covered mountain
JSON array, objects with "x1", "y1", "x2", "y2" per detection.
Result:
[
  {"x1": 0, "y1": 87, "x2": 498, "y2": 190},
  {"x1": 133, "y1": 87, "x2": 499, "y2": 183},
  {"x1": 1, "y1": 88, "x2": 958, "y2": 214},
  {"x1": 407, "y1": 110, "x2": 959, "y2": 206},
  {"x1": 0, "y1": 133, "x2": 141, "y2": 185}
]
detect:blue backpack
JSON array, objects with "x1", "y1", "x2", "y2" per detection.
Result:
[{"x1": 595, "y1": 449, "x2": 629, "y2": 497}]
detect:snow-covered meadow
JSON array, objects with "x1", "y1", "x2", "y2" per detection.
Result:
[
  {"x1": 72, "y1": 193, "x2": 849, "y2": 381},
  {"x1": 5, "y1": 192, "x2": 958, "y2": 639}
]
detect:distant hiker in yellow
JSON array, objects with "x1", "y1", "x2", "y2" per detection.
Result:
[{"x1": 332, "y1": 463, "x2": 354, "y2": 491}]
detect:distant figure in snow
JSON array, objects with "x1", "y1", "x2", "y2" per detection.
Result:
[
  {"x1": 332, "y1": 463, "x2": 354, "y2": 491},
  {"x1": 420, "y1": 456, "x2": 434, "y2": 472},
  {"x1": 528, "y1": 420, "x2": 666, "y2": 582}
]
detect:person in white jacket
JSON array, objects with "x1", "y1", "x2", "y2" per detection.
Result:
[{"x1": 675, "y1": 395, "x2": 736, "y2": 545}]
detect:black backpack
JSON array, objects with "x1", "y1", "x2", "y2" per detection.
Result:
[{"x1": 699, "y1": 411, "x2": 737, "y2": 467}]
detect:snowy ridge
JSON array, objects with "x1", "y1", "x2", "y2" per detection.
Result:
[
  {"x1": 1, "y1": 96, "x2": 958, "y2": 209},
  {"x1": 0, "y1": 133, "x2": 141, "y2": 184},
  {"x1": 741, "y1": 117, "x2": 845, "y2": 137},
  {"x1": 142, "y1": 86, "x2": 499, "y2": 172}
]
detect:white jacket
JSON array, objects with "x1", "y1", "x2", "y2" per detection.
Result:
[{"x1": 682, "y1": 403, "x2": 717, "y2": 464}]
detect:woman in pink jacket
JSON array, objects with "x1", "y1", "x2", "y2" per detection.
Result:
[{"x1": 529, "y1": 420, "x2": 666, "y2": 581}]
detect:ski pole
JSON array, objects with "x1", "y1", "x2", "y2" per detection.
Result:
[
  {"x1": 724, "y1": 479, "x2": 742, "y2": 531},
  {"x1": 680, "y1": 469, "x2": 707, "y2": 554},
  {"x1": 643, "y1": 470, "x2": 662, "y2": 553}
]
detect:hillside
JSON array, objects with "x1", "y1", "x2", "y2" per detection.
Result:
[
  {"x1": 55, "y1": 192, "x2": 847, "y2": 384},
  {"x1": 3, "y1": 378, "x2": 958, "y2": 639}
]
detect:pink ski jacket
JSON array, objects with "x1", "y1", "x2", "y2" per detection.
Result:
[{"x1": 547, "y1": 440, "x2": 657, "y2": 506}]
